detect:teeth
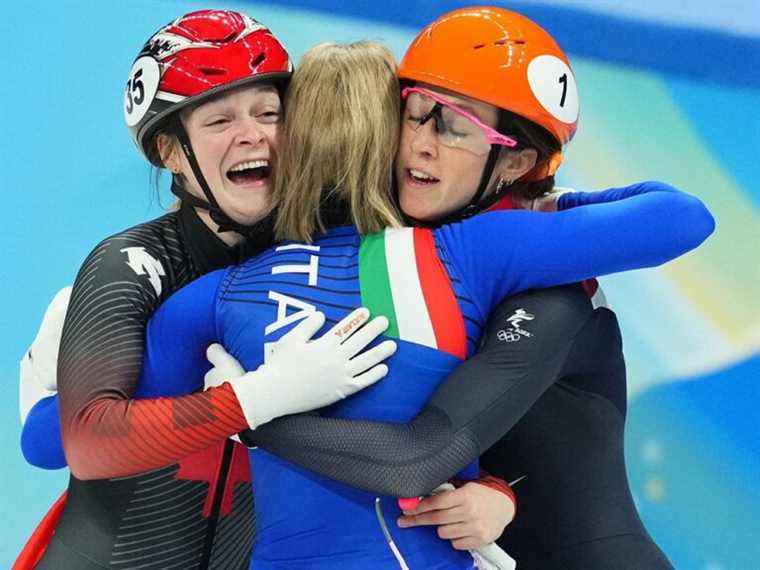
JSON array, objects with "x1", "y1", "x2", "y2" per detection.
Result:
[
  {"x1": 229, "y1": 159, "x2": 269, "y2": 172},
  {"x1": 410, "y1": 169, "x2": 436, "y2": 182}
]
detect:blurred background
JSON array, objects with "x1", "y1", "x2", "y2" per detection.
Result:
[{"x1": 1, "y1": 1, "x2": 758, "y2": 567}]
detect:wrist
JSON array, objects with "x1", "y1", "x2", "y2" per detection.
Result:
[
  {"x1": 555, "y1": 187, "x2": 581, "y2": 210},
  {"x1": 228, "y1": 368, "x2": 278, "y2": 430},
  {"x1": 471, "y1": 471, "x2": 517, "y2": 515}
]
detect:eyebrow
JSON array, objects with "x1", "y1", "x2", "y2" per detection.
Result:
[
  {"x1": 410, "y1": 95, "x2": 480, "y2": 119},
  {"x1": 449, "y1": 101, "x2": 479, "y2": 116},
  {"x1": 431, "y1": 92, "x2": 484, "y2": 119},
  {"x1": 200, "y1": 95, "x2": 281, "y2": 116},
  {"x1": 202, "y1": 86, "x2": 280, "y2": 109}
]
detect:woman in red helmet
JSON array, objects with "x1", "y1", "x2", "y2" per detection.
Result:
[
  {"x1": 18, "y1": 10, "x2": 527, "y2": 569},
  {"x1": 16, "y1": 10, "x2": 394, "y2": 570}
]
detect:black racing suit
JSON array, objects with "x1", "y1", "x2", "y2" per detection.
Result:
[
  {"x1": 481, "y1": 295, "x2": 672, "y2": 569},
  {"x1": 39, "y1": 204, "x2": 272, "y2": 570},
  {"x1": 245, "y1": 285, "x2": 672, "y2": 569}
]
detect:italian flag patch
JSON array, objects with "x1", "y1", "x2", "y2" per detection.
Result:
[{"x1": 359, "y1": 228, "x2": 466, "y2": 359}]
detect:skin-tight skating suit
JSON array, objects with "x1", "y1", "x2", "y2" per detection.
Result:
[
  {"x1": 24, "y1": 203, "x2": 273, "y2": 569},
  {"x1": 22, "y1": 183, "x2": 710, "y2": 568},
  {"x1": 250, "y1": 191, "x2": 676, "y2": 568},
  {"x1": 133, "y1": 183, "x2": 709, "y2": 568}
]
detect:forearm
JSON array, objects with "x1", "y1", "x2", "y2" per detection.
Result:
[
  {"x1": 557, "y1": 181, "x2": 671, "y2": 209},
  {"x1": 58, "y1": 254, "x2": 230, "y2": 478},
  {"x1": 24, "y1": 388, "x2": 249, "y2": 477},
  {"x1": 248, "y1": 402, "x2": 483, "y2": 497},
  {"x1": 63, "y1": 384, "x2": 247, "y2": 479},
  {"x1": 246, "y1": 286, "x2": 593, "y2": 496},
  {"x1": 62, "y1": 303, "x2": 393, "y2": 479},
  {"x1": 437, "y1": 182, "x2": 714, "y2": 315}
]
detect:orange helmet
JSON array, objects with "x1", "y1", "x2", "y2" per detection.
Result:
[{"x1": 398, "y1": 6, "x2": 579, "y2": 145}]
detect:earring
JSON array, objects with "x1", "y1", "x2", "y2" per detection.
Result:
[{"x1": 496, "y1": 178, "x2": 512, "y2": 194}]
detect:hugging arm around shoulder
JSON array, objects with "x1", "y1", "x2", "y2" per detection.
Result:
[
  {"x1": 56, "y1": 244, "x2": 246, "y2": 480},
  {"x1": 437, "y1": 181, "x2": 714, "y2": 314}
]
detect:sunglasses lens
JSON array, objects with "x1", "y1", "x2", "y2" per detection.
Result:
[
  {"x1": 437, "y1": 107, "x2": 491, "y2": 155},
  {"x1": 404, "y1": 91, "x2": 492, "y2": 155}
]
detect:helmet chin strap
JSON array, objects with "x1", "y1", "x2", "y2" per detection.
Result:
[{"x1": 172, "y1": 120, "x2": 270, "y2": 239}]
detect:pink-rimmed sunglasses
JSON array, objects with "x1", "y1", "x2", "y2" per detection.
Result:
[{"x1": 401, "y1": 87, "x2": 517, "y2": 156}]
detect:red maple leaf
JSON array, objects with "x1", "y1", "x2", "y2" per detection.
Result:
[{"x1": 176, "y1": 441, "x2": 252, "y2": 517}]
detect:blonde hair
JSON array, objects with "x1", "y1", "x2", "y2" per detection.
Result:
[{"x1": 274, "y1": 41, "x2": 403, "y2": 242}]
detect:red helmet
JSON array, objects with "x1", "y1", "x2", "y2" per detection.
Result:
[{"x1": 124, "y1": 10, "x2": 292, "y2": 165}]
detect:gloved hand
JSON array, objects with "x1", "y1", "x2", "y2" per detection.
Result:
[
  {"x1": 228, "y1": 308, "x2": 396, "y2": 430},
  {"x1": 19, "y1": 286, "x2": 72, "y2": 424},
  {"x1": 204, "y1": 343, "x2": 245, "y2": 391},
  {"x1": 204, "y1": 343, "x2": 247, "y2": 444}
]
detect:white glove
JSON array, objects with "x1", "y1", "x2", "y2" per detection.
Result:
[
  {"x1": 228, "y1": 308, "x2": 396, "y2": 430},
  {"x1": 204, "y1": 343, "x2": 247, "y2": 444},
  {"x1": 19, "y1": 286, "x2": 72, "y2": 424},
  {"x1": 204, "y1": 343, "x2": 245, "y2": 391}
]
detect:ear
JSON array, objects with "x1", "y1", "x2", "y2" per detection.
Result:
[
  {"x1": 494, "y1": 148, "x2": 538, "y2": 182},
  {"x1": 156, "y1": 134, "x2": 181, "y2": 173}
]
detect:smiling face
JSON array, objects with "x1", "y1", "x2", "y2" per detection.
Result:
[
  {"x1": 395, "y1": 86, "x2": 500, "y2": 222},
  {"x1": 177, "y1": 84, "x2": 282, "y2": 227}
]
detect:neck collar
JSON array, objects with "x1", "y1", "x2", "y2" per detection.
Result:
[{"x1": 178, "y1": 202, "x2": 275, "y2": 274}]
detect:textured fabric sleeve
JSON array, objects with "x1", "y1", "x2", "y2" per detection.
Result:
[
  {"x1": 21, "y1": 396, "x2": 67, "y2": 469},
  {"x1": 436, "y1": 181, "x2": 714, "y2": 317},
  {"x1": 244, "y1": 285, "x2": 593, "y2": 497},
  {"x1": 58, "y1": 238, "x2": 248, "y2": 480}
]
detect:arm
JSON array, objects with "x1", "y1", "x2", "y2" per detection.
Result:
[
  {"x1": 556, "y1": 183, "x2": 674, "y2": 210},
  {"x1": 438, "y1": 181, "x2": 714, "y2": 316},
  {"x1": 19, "y1": 273, "x2": 244, "y2": 475},
  {"x1": 57, "y1": 237, "x2": 247, "y2": 480},
  {"x1": 32, "y1": 241, "x2": 393, "y2": 480},
  {"x1": 245, "y1": 285, "x2": 594, "y2": 497}
]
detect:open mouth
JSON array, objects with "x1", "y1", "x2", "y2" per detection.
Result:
[
  {"x1": 226, "y1": 159, "x2": 271, "y2": 185},
  {"x1": 406, "y1": 168, "x2": 440, "y2": 187}
]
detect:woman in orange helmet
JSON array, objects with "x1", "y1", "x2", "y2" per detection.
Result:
[
  {"x1": 246, "y1": 7, "x2": 675, "y2": 569},
  {"x1": 394, "y1": 9, "x2": 672, "y2": 568}
]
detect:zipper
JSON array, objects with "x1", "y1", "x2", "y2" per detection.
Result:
[{"x1": 199, "y1": 439, "x2": 236, "y2": 569}]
